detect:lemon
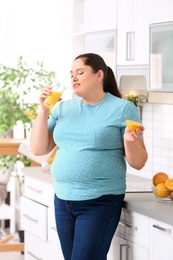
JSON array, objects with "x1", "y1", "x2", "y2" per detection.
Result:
[{"x1": 125, "y1": 120, "x2": 142, "y2": 131}]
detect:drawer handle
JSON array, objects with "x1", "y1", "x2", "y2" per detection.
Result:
[
  {"x1": 23, "y1": 214, "x2": 38, "y2": 223},
  {"x1": 153, "y1": 224, "x2": 171, "y2": 233},
  {"x1": 27, "y1": 186, "x2": 43, "y2": 193},
  {"x1": 51, "y1": 226, "x2": 57, "y2": 231},
  {"x1": 120, "y1": 221, "x2": 138, "y2": 231},
  {"x1": 27, "y1": 251, "x2": 43, "y2": 260},
  {"x1": 120, "y1": 244, "x2": 129, "y2": 260}
]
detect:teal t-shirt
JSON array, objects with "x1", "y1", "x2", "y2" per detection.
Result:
[{"x1": 48, "y1": 93, "x2": 142, "y2": 200}]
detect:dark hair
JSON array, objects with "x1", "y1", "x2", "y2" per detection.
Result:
[{"x1": 74, "y1": 53, "x2": 122, "y2": 98}]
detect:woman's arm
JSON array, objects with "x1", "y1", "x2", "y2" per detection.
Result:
[
  {"x1": 30, "y1": 86, "x2": 56, "y2": 156},
  {"x1": 123, "y1": 125, "x2": 148, "y2": 170}
]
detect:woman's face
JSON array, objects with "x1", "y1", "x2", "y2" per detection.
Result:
[{"x1": 70, "y1": 58, "x2": 103, "y2": 98}]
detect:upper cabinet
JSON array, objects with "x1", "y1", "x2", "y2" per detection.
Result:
[
  {"x1": 150, "y1": 0, "x2": 173, "y2": 24},
  {"x1": 84, "y1": 0, "x2": 117, "y2": 33},
  {"x1": 63, "y1": 0, "x2": 84, "y2": 36},
  {"x1": 117, "y1": 0, "x2": 152, "y2": 66}
]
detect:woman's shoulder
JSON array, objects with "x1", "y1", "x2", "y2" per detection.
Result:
[{"x1": 106, "y1": 92, "x2": 130, "y2": 106}]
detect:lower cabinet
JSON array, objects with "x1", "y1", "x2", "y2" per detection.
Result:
[
  {"x1": 21, "y1": 197, "x2": 64, "y2": 260},
  {"x1": 149, "y1": 218, "x2": 173, "y2": 260},
  {"x1": 107, "y1": 208, "x2": 149, "y2": 260},
  {"x1": 108, "y1": 235, "x2": 148, "y2": 260},
  {"x1": 20, "y1": 170, "x2": 64, "y2": 260}
]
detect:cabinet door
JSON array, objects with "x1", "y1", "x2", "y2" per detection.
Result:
[
  {"x1": 25, "y1": 231, "x2": 47, "y2": 260},
  {"x1": 116, "y1": 208, "x2": 149, "y2": 249},
  {"x1": 128, "y1": 241, "x2": 149, "y2": 260},
  {"x1": 109, "y1": 235, "x2": 128, "y2": 260},
  {"x1": 151, "y1": 0, "x2": 173, "y2": 23},
  {"x1": 149, "y1": 218, "x2": 173, "y2": 260},
  {"x1": 24, "y1": 174, "x2": 54, "y2": 206},
  {"x1": 21, "y1": 197, "x2": 47, "y2": 240},
  {"x1": 84, "y1": 0, "x2": 117, "y2": 32},
  {"x1": 117, "y1": 0, "x2": 151, "y2": 65},
  {"x1": 108, "y1": 235, "x2": 149, "y2": 260}
]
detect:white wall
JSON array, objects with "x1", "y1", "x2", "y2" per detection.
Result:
[
  {"x1": 127, "y1": 103, "x2": 173, "y2": 180},
  {"x1": 0, "y1": 0, "x2": 72, "y2": 87}
]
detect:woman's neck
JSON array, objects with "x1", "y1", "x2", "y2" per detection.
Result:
[{"x1": 82, "y1": 91, "x2": 106, "y2": 105}]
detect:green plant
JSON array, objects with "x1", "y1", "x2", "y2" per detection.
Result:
[
  {"x1": 126, "y1": 95, "x2": 138, "y2": 106},
  {"x1": 0, "y1": 155, "x2": 31, "y2": 174},
  {"x1": 0, "y1": 56, "x2": 55, "y2": 137},
  {"x1": 0, "y1": 56, "x2": 56, "y2": 174}
]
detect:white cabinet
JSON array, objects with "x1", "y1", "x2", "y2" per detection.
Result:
[
  {"x1": 117, "y1": 0, "x2": 152, "y2": 65},
  {"x1": 150, "y1": 0, "x2": 173, "y2": 24},
  {"x1": 21, "y1": 169, "x2": 63, "y2": 260},
  {"x1": 149, "y1": 218, "x2": 173, "y2": 260},
  {"x1": 63, "y1": 0, "x2": 84, "y2": 36},
  {"x1": 84, "y1": 0, "x2": 117, "y2": 32},
  {"x1": 108, "y1": 208, "x2": 149, "y2": 260},
  {"x1": 108, "y1": 235, "x2": 148, "y2": 260}
]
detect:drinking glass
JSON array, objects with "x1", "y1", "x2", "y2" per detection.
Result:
[{"x1": 43, "y1": 82, "x2": 65, "y2": 109}]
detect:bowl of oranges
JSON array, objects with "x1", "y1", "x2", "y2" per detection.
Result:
[{"x1": 152, "y1": 172, "x2": 173, "y2": 202}]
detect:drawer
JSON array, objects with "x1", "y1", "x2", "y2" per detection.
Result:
[
  {"x1": 21, "y1": 197, "x2": 47, "y2": 240},
  {"x1": 45, "y1": 241, "x2": 64, "y2": 260},
  {"x1": 48, "y1": 207, "x2": 60, "y2": 246},
  {"x1": 24, "y1": 174, "x2": 54, "y2": 206},
  {"x1": 25, "y1": 231, "x2": 47, "y2": 260},
  {"x1": 115, "y1": 208, "x2": 149, "y2": 248}
]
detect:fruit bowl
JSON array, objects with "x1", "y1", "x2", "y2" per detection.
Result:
[{"x1": 151, "y1": 186, "x2": 173, "y2": 202}]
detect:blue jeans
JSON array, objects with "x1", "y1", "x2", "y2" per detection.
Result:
[{"x1": 54, "y1": 194, "x2": 125, "y2": 260}]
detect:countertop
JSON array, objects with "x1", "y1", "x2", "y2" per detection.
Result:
[
  {"x1": 22, "y1": 167, "x2": 173, "y2": 226},
  {"x1": 124, "y1": 192, "x2": 173, "y2": 226}
]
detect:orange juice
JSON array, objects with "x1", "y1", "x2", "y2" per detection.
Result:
[{"x1": 44, "y1": 91, "x2": 62, "y2": 109}]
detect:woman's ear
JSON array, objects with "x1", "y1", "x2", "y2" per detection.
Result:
[{"x1": 97, "y1": 70, "x2": 104, "y2": 82}]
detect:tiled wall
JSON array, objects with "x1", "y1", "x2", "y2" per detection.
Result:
[{"x1": 127, "y1": 103, "x2": 173, "y2": 180}]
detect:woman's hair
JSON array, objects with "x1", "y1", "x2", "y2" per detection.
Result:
[{"x1": 74, "y1": 53, "x2": 122, "y2": 98}]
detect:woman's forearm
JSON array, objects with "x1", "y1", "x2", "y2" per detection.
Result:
[
  {"x1": 124, "y1": 139, "x2": 148, "y2": 170},
  {"x1": 30, "y1": 108, "x2": 54, "y2": 155}
]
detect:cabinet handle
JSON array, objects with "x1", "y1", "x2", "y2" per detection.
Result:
[
  {"x1": 23, "y1": 214, "x2": 38, "y2": 223},
  {"x1": 153, "y1": 224, "x2": 171, "y2": 233},
  {"x1": 120, "y1": 220, "x2": 138, "y2": 231},
  {"x1": 27, "y1": 186, "x2": 43, "y2": 193},
  {"x1": 126, "y1": 31, "x2": 135, "y2": 61},
  {"x1": 120, "y1": 244, "x2": 129, "y2": 260},
  {"x1": 51, "y1": 226, "x2": 57, "y2": 231},
  {"x1": 27, "y1": 251, "x2": 43, "y2": 260}
]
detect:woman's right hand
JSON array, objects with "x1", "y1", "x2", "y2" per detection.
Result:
[{"x1": 39, "y1": 85, "x2": 52, "y2": 109}]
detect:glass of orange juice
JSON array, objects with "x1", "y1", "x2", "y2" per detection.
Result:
[{"x1": 43, "y1": 83, "x2": 65, "y2": 109}]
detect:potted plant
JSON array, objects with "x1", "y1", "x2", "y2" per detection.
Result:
[{"x1": 0, "y1": 56, "x2": 56, "y2": 180}]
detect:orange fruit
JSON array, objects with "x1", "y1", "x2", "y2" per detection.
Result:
[
  {"x1": 165, "y1": 178, "x2": 173, "y2": 191},
  {"x1": 125, "y1": 120, "x2": 142, "y2": 131},
  {"x1": 169, "y1": 191, "x2": 173, "y2": 200},
  {"x1": 154, "y1": 183, "x2": 170, "y2": 198},
  {"x1": 47, "y1": 157, "x2": 54, "y2": 164},
  {"x1": 152, "y1": 172, "x2": 169, "y2": 187}
]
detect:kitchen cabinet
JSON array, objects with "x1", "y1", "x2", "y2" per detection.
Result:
[
  {"x1": 62, "y1": 0, "x2": 84, "y2": 67},
  {"x1": 107, "y1": 208, "x2": 149, "y2": 260},
  {"x1": 63, "y1": 0, "x2": 84, "y2": 36},
  {"x1": 84, "y1": 0, "x2": 117, "y2": 33},
  {"x1": 108, "y1": 235, "x2": 148, "y2": 260},
  {"x1": 20, "y1": 168, "x2": 63, "y2": 260},
  {"x1": 149, "y1": 218, "x2": 173, "y2": 260},
  {"x1": 150, "y1": 0, "x2": 173, "y2": 24},
  {"x1": 117, "y1": 0, "x2": 151, "y2": 65}
]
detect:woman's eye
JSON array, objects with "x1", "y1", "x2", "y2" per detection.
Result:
[{"x1": 78, "y1": 71, "x2": 83, "y2": 75}]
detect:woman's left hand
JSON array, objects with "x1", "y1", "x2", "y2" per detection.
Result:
[{"x1": 124, "y1": 125, "x2": 144, "y2": 142}]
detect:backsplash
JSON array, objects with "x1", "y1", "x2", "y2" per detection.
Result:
[{"x1": 126, "y1": 102, "x2": 173, "y2": 180}]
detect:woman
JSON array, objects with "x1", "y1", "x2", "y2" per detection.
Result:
[{"x1": 30, "y1": 53, "x2": 148, "y2": 260}]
